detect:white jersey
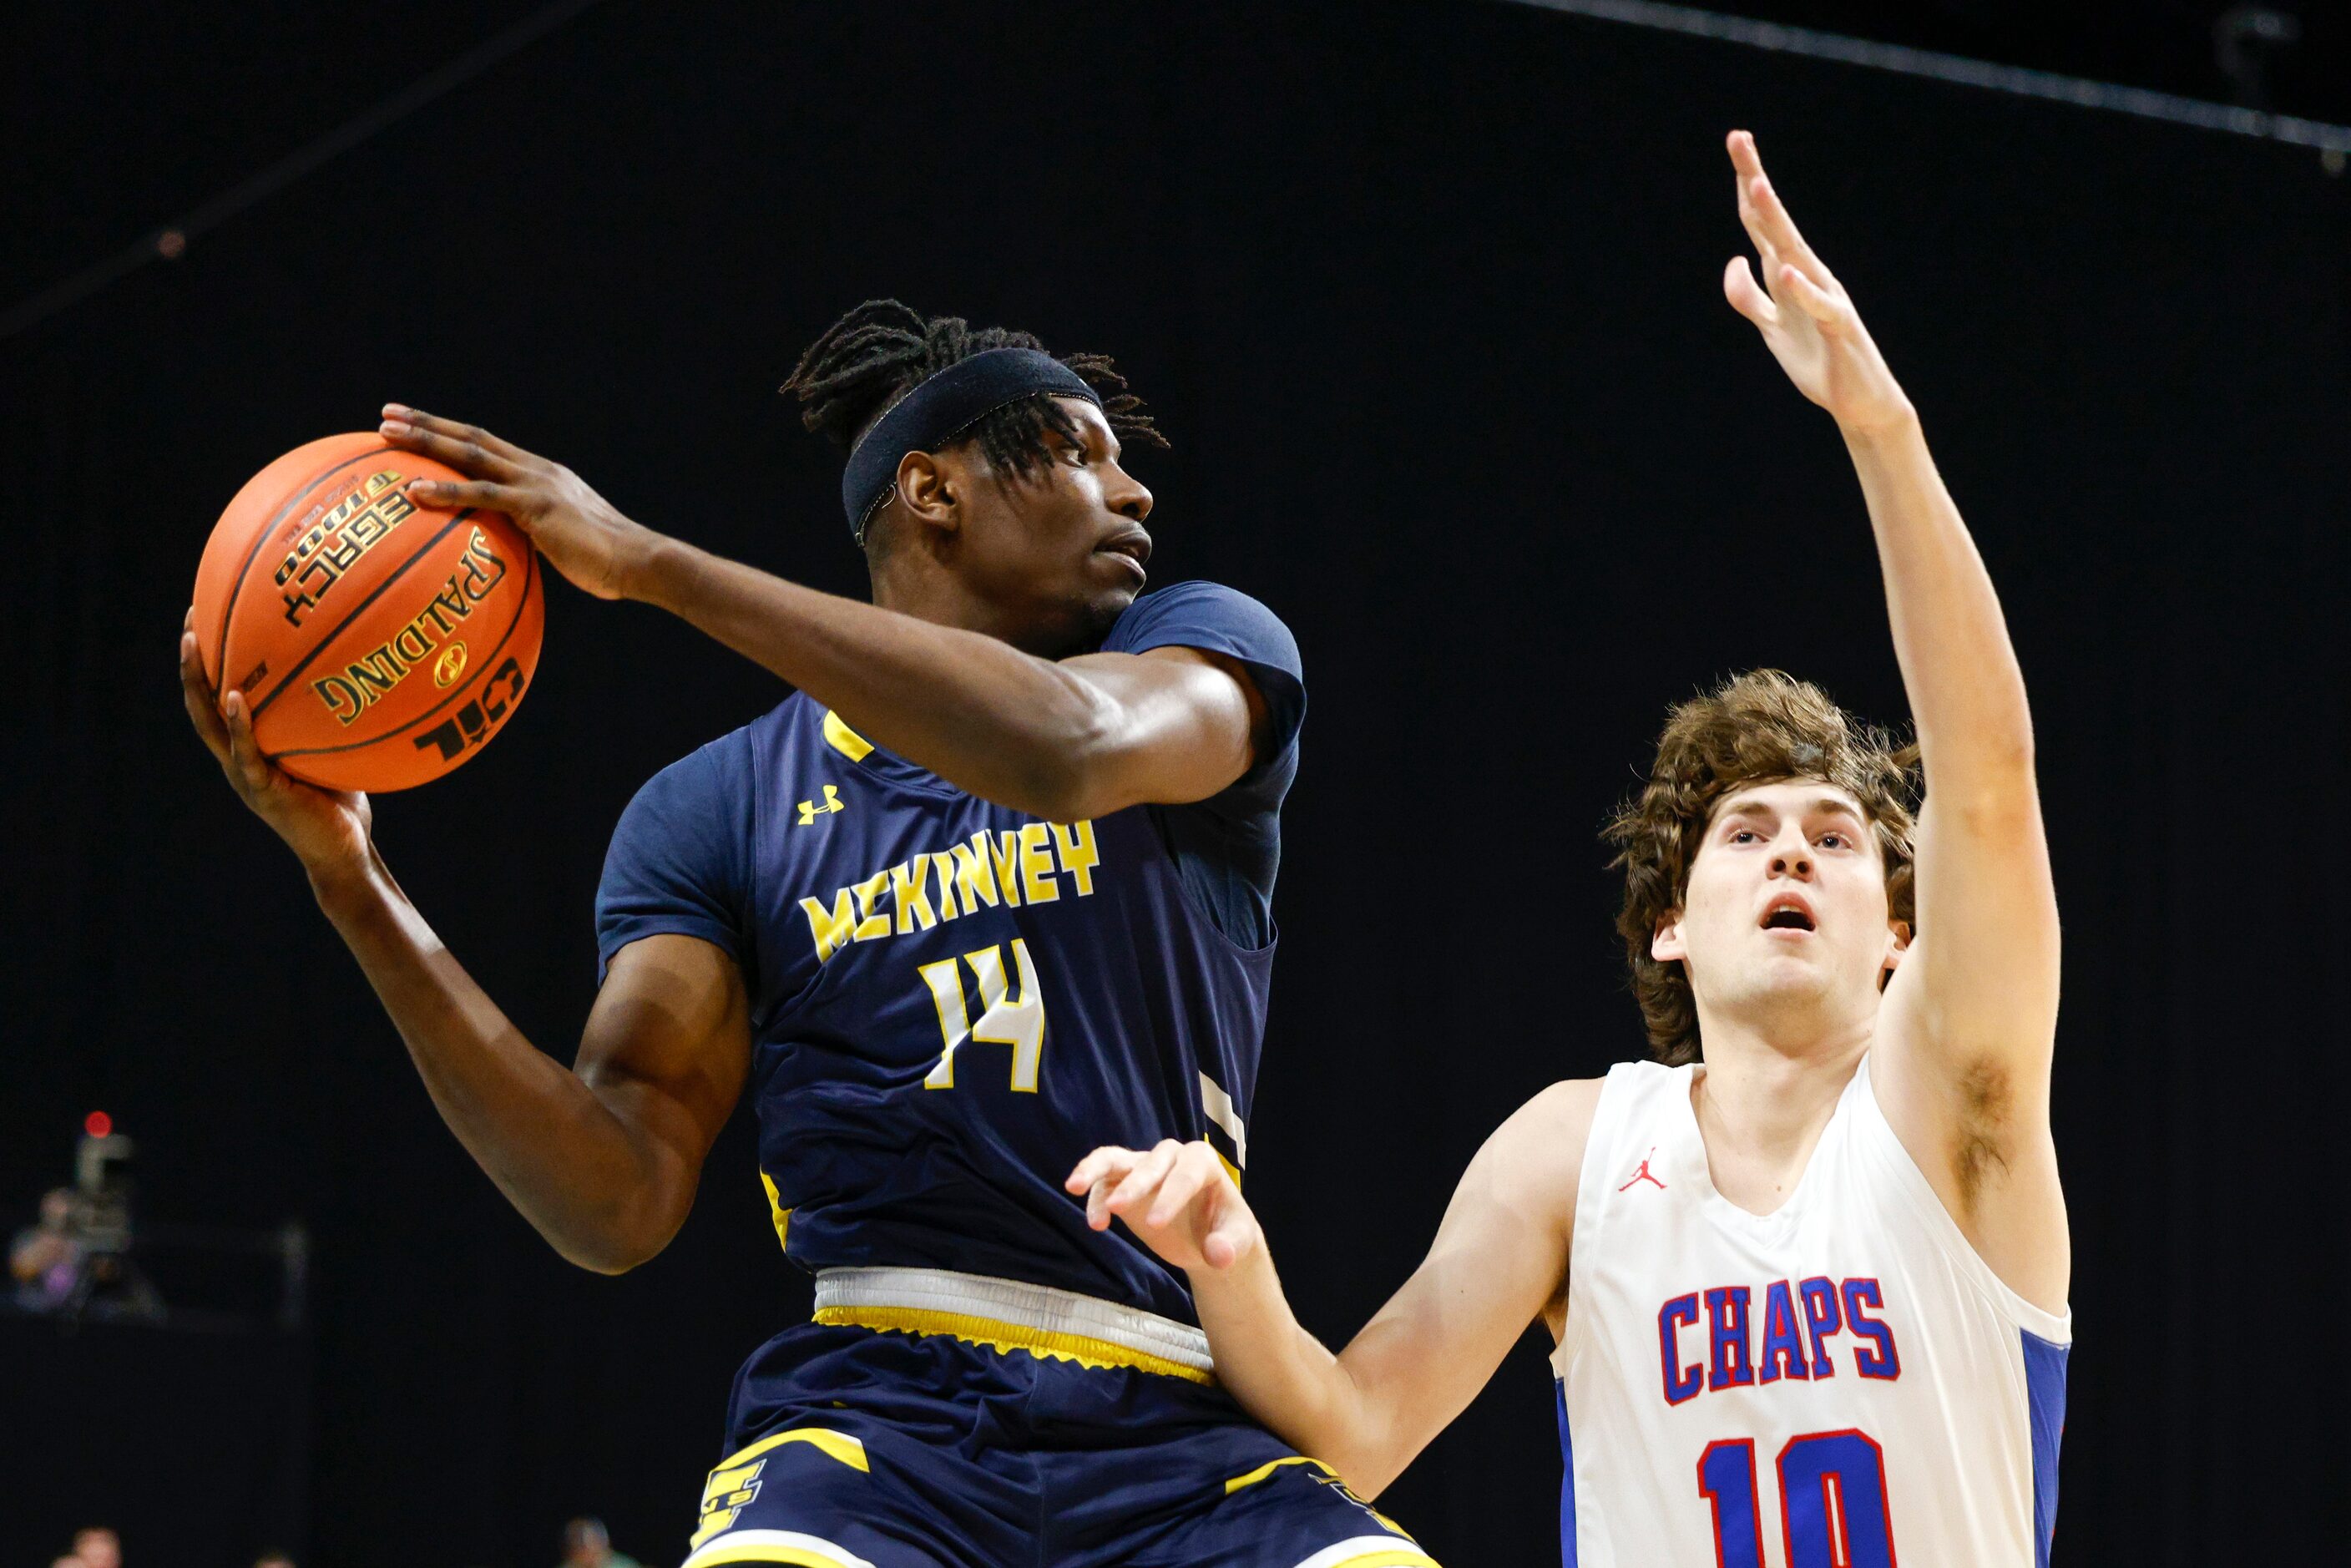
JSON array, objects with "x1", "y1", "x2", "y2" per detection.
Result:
[{"x1": 1552, "y1": 1057, "x2": 2069, "y2": 1568}]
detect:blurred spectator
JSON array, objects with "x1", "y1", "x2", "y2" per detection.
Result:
[
  {"x1": 53, "y1": 1557, "x2": 86, "y2": 1568},
  {"x1": 255, "y1": 1552, "x2": 296, "y2": 1568},
  {"x1": 10, "y1": 1190, "x2": 85, "y2": 1308},
  {"x1": 559, "y1": 1517, "x2": 641, "y2": 1568},
  {"x1": 73, "y1": 1529, "x2": 122, "y2": 1568}
]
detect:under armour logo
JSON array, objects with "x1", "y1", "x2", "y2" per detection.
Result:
[
  {"x1": 1618, "y1": 1147, "x2": 1666, "y2": 1192},
  {"x1": 797, "y1": 784, "x2": 844, "y2": 826}
]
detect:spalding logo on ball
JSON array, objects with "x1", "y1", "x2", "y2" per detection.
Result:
[{"x1": 192, "y1": 432, "x2": 544, "y2": 792}]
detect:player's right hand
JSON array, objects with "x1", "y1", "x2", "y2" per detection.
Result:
[
  {"x1": 181, "y1": 610, "x2": 374, "y2": 877},
  {"x1": 377, "y1": 407, "x2": 662, "y2": 603},
  {"x1": 1066, "y1": 1140, "x2": 1263, "y2": 1274}
]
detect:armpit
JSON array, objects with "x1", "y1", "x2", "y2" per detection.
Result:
[{"x1": 1949, "y1": 1056, "x2": 2016, "y2": 1210}]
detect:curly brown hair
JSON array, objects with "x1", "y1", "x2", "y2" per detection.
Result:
[{"x1": 1604, "y1": 670, "x2": 1920, "y2": 1065}]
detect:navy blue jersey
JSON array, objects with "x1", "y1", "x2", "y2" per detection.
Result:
[{"x1": 595, "y1": 582, "x2": 1303, "y2": 1324}]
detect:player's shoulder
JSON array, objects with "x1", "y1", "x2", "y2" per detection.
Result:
[
  {"x1": 1105, "y1": 579, "x2": 1300, "y2": 670},
  {"x1": 1125, "y1": 577, "x2": 1279, "y2": 617},
  {"x1": 1505, "y1": 1077, "x2": 1609, "y2": 1153},
  {"x1": 612, "y1": 699, "x2": 809, "y2": 843},
  {"x1": 1468, "y1": 1078, "x2": 1609, "y2": 1208},
  {"x1": 631, "y1": 712, "x2": 764, "y2": 800}
]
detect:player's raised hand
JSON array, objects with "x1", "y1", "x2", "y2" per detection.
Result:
[
  {"x1": 1722, "y1": 130, "x2": 1914, "y2": 433},
  {"x1": 377, "y1": 406, "x2": 663, "y2": 600},
  {"x1": 180, "y1": 610, "x2": 374, "y2": 876},
  {"x1": 1066, "y1": 1141, "x2": 1264, "y2": 1274}
]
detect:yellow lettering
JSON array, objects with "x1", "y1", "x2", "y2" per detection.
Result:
[
  {"x1": 431, "y1": 577, "x2": 474, "y2": 627},
  {"x1": 929, "y1": 851, "x2": 960, "y2": 921},
  {"x1": 311, "y1": 674, "x2": 364, "y2": 726},
  {"x1": 458, "y1": 528, "x2": 510, "y2": 599},
  {"x1": 919, "y1": 957, "x2": 972, "y2": 1089},
  {"x1": 969, "y1": 939, "x2": 1047, "y2": 1091},
  {"x1": 851, "y1": 871, "x2": 892, "y2": 942},
  {"x1": 798, "y1": 888, "x2": 857, "y2": 962},
  {"x1": 951, "y1": 834, "x2": 1000, "y2": 911},
  {"x1": 1019, "y1": 822, "x2": 1059, "y2": 904},
  {"x1": 1051, "y1": 821, "x2": 1100, "y2": 896},
  {"x1": 891, "y1": 859, "x2": 937, "y2": 934},
  {"x1": 990, "y1": 830, "x2": 1025, "y2": 908},
  {"x1": 346, "y1": 645, "x2": 408, "y2": 701},
  {"x1": 392, "y1": 622, "x2": 435, "y2": 664}
]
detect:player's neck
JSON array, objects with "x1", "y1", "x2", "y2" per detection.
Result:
[
  {"x1": 871, "y1": 566, "x2": 1056, "y2": 655},
  {"x1": 1687, "y1": 1009, "x2": 1872, "y2": 1211}
]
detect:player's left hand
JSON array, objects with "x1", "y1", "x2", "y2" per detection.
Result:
[
  {"x1": 1066, "y1": 1140, "x2": 1263, "y2": 1274},
  {"x1": 1722, "y1": 130, "x2": 1915, "y2": 434},
  {"x1": 377, "y1": 406, "x2": 663, "y2": 599}
]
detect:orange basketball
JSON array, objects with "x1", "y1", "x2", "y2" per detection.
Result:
[{"x1": 192, "y1": 432, "x2": 544, "y2": 792}]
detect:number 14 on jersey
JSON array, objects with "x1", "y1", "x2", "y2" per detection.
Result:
[{"x1": 918, "y1": 939, "x2": 1047, "y2": 1091}]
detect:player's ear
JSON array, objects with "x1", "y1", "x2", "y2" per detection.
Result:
[
  {"x1": 1651, "y1": 909, "x2": 1687, "y2": 964},
  {"x1": 1882, "y1": 918, "x2": 1912, "y2": 977},
  {"x1": 894, "y1": 449, "x2": 962, "y2": 537}
]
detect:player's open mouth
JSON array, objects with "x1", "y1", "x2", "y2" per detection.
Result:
[{"x1": 1759, "y1": 894, "x2": 1817, "y2": 933}]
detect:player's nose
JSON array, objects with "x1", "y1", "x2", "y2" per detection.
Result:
[{"x1": 1105, "y1": 463, "x2": 1152, "y2": 524}]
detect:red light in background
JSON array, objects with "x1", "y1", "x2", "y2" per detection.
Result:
[{"x1": 84, "y1": 1110, "x2": 113, "y2": 1138}]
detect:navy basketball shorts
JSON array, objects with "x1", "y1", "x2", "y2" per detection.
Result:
[{"x1": 680, "y1": 1267, "x2": 1438, "y2": 1568}]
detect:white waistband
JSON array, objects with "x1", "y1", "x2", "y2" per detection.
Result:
[{"x1": 812, "y1": 1265, "x2": 1214, "y2": 1377}]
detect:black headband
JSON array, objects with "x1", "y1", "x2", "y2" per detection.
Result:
[{"x1": 840, "y1": 347, "x2": 1102, "y2": 540}]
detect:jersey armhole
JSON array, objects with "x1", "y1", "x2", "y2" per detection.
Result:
[
  {"x1": 1555, "y1": 1062, "x2": 1651, "y2": 1378},
  {"x1": 1851, "y1": 1058, "x2": 2072, "y2": 1344}
]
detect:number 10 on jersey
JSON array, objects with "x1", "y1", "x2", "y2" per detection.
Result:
[
  {"x1": 918, "y1": 940, "x2": 1047, "y2": 1091},
  {"x1": 1699, "y1": 1429, "x2": 1894, "y2": 1567}
]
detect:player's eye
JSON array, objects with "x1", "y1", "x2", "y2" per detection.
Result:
[{"x1": 1818, "y1": 832, "x2": 1848, "y2": 849}]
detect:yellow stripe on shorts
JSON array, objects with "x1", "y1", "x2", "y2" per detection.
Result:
[
  {"x1": 683, "y1": 1528, "x2": 877, "y2": 1568},
  {"x1": 1291, "y1": 1539, "x2": 1443, "y2": 1568},
  {"x1": 1227, "y1": 1454, "x2": 1338, "y2": 1495},
  {"x1": 713, "y1": 1427, "x2": 869, "y2": 1474},
  {"x1": 814, "y1": 1302, "x2": 1216, "y2": 1384},
  {"x1": 1230, "y1": 1463, "x2": 1430, "y2": 1557}
]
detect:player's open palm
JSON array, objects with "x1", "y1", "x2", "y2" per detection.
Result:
[
  {"x1": 1722, "y1": 130, "x2": 1914, "y2": 433},
  {"x1": 181, "y1": 613, "x2": 373, "y2": 874},
  {"x1": 1067, "y1": 1140, "x2": 1263, "y2": 1274},
  {"x1": 377, "y1": 405, "x2": 659, "y2": 601}
]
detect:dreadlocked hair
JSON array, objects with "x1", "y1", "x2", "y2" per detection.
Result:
[
  {"x1": 781, "y1": 300, "x2": 1165, "y2": 526},
  {"x1": 1603, "y1": 670, "x2": 1921, "y2": 1065}
]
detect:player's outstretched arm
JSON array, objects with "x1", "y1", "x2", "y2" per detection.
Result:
[
  {"x1": 181, "y1": 627, "x2": 749, "y2": 1274},
  {"x1": 372, "y1": 409, "x2": 1261, "y2": 822},
  {"x1": 1722, "y1": 130, "x2": 2065, "y2": 1307},
  {"x1": 1068, "y1": 1081, "x2": 1596, "y2": 1498}
]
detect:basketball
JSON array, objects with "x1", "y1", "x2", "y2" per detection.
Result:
[{"x1": 190, "y1": 432, "x2": 544, "y2": 792}]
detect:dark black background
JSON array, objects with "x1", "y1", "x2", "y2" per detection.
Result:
[
  {"x1": 4, "y1": 3, "x2": 2345, "y2": 1565},
  {"x1": 1671, "y1": 0, "x2": 2351, "y2": 122}
]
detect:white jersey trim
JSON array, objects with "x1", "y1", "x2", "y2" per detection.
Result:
[{"x1": 812, "y1": 1264, "x2": 1216, "y2": 1373}]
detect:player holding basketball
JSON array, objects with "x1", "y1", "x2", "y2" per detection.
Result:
[
  {"x1": 1071, "y1": 131, "x2": 2071, "y2": 1565},
  {"x1": 179, "y1": 303, "x2": 1434, "y2": 1567}
]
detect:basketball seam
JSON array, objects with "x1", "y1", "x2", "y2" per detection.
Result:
[
  {"x1": 248, "y1": 508, "x2": 476, "y2": 721},
  {"x1": 214, "y1": 447, "x2": 388, "y2": 683},
  {"x1": 269, "y1": 544, "x2": 539, "y2": 759}
]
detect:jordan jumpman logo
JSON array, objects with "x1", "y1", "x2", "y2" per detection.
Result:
[{"x1": 1619, "y1": 1147, "x2": 1666, "y2": 1192}]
